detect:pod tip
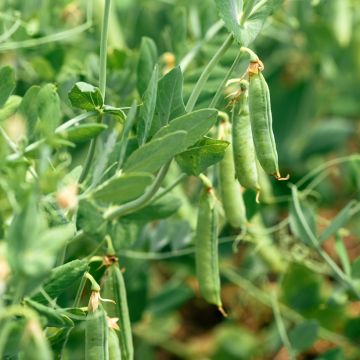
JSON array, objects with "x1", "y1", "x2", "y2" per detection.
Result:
[
  {"x1": 274, "y1": 172, "x2": 290, "y2": 181},
  {"x1": 218, "y1": 305, "x2": 228, "y2": 317}
]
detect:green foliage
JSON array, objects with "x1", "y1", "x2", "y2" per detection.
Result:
[{"x1": 1, "y1": 0, "x2": 360, "y2": 359}]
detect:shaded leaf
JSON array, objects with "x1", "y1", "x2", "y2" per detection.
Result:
[
  {"x1": 31, "y1": 259, "x2": 89, "y2": 303},
  {"x1": 18, "y1": 86, "x2": 40, "y2": 137},
  {"x1": 176, "y1": 137, "x2": 229, "y2": 176},
  {"x1": 289, "y1": 320, "x2": 319, "y2": 353},
  {"x1": 76, "y1": 199, "x2": 106, "y2": 236},
  {"x1": 123, "y1": 194, "x2": 182, "y2": 221},
  {"x1": 0, "y1": 66, "x2": 16, "y2": 107},
  {"x1": 37, "y1": 84, "x2": 62, "y2": 135}
]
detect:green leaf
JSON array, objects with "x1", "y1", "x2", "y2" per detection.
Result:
[
  {"x1": 153, "y1": 108, "x2": 218, "y2": 150},
  {"x1": 61, "y1": 123, "x2": 107, "y2": 143},
  {"x1": 68, "y1": 82, "x2": 103, "y2": 111},
  {"x1": 91, "y1": 172, "x2": 154, "y2": 205},
  {"x1": 109, "y1": 220, "x2": 141, "y2": 251},
  {"x1": 0, "y1": 66, "x2": 16, "y2": 107},
  {"x1": 289, "y1": 187, "x2": 317, "y2": 248},
  {"x1": 0, "y1": 95, "x2": 21, "y2": 122},
  {"x1": 76, "y1": 199, "x2": 106, "y2": 236},
  {"x1": 318, "y1": 200, "x2": 360, "y2": 243},
  {"x1": 25, "y1": 299, "x2": 74, "y2": 328},
  {"x1": 176, "y1": 137, "x2": 229, "y2": 176},
  {"x1": 137, "y1": 37, "x2": 158, "y2": 96},
  {"x1": 22, "y1": 224, "x2": 75, "y2": 277},
  {"x1": 31, "y1": 259, "x2": 89, "y2": 303},
  {"x1": 123, "y1": 130, "x2": 187, "y2": 173},
  {"x1": 215, "y1": 0, "x2": 242, "y2": 40},
  {"x1": 335, "y1": 233, "x2": 351, "y2": 276},
  {"x1": 216, "y1": 0, "x2": 283, "y2": 46},
  {"x1": 37, "y1": 83, "x2": 62, "y2": 135},
  {"x1": 315, "y1": 348, "x2": 344, "y2": 360},
  {"x1": 18, "y1": 86, "x2": 40, "y2": 137},
  {"x1": 137, "y1": 65, "x2": 159, "y2": 145},
  {"x1": 288, "y1": 320, "x2": 319, "y2": 353},
  {"x1": 151, "y1": 66, "x2": 186, "y2": 135},
  {"x1": 123, "y1": 194, "x2": 182, "y2": 221},
  {"x1": 281, "y1": 263, "x2": 321, "y2": 313}
]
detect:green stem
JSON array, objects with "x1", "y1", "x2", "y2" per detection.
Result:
[
  {"x1": 291, "y1": 185, "x2": 360, "y2": 298},
  {"x1": 151, "y1": 173, "x2": 187, "y2": 203},
  {"x1": 271, "y1": 293, "x2": 296, "y2": 360},
  {"x1": 179, "y1": 20, "x2": 223, "y2": 71},
  {"x1": 105, "y1": 161, "x2": 172, "y2": 220},
  {"x1": 0, "y1": 2, "x2": 92, "y2": 52},
  {"x1": 79, "y1": 0, "x2": 111, "y2": 183},
  {"x1": 78, "y1": 136, "x2": 97, "y2": 184},
  {"x1": 99, "y1": 0, "x2": 111, "y2": 97},
  {"x1": 55, "y1": 111, "x2": 97, "y2": 133},
  {"x1": 209, "y1": 47, "x2": 244, "y2": 108},
  {"x1": 185, "y1": 33, "x2": 234, "y2": 112},
  {"x1": 74, "y1": 275, "x2": 87, "y2": 307}
]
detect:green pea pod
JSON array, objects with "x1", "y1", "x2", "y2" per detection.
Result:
[
  {"x1": 194, "y1": 187, "x2": 225, "y2": 315},
  {"x1": 219, "y1": 121, "x2": 247, "y2": 229},
  {"x1": 85, "y1": 306, "x2": 109, "y2": 360},
  {"x1": 232, "y1": 82, "x2": 260, "y2": 193},
  {"x1": 102, "y1": 264, "x2": 133, "y2": 360},
  {"x1": 248, "y1": 66, "x2": 285, "y2": 180},
  {"x1": 108, "y1": 327, "x2": 122, "y2": 360}
]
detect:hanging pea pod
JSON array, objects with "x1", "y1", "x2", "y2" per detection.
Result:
[
  {"x1": 194, "y1": 178, "x2": 225, "y2": 315},
  {"x1": 85, "y1": 302, "x2": 109, "y2": 360},
  {"x1": 218, "y1": 116, "x2": 248, "y2": 229},
  {"x1": 108, "y1": 327, "x2": 122, "y2": 360},
  {"x1": 231, "y1": 80, "x2": 261, "y2": 197},
  {"x1": 102, "y1": 259, "x2": 133, "y2": 360},
  {"x1": 248, "y1": 61, "x2": 288, "y2": 181}
]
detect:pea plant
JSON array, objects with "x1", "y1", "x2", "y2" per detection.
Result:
[{"x1": 1, "y1": 0, "x2": 360, "y2": 359}]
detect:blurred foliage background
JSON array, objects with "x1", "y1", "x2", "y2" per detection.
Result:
[{"x1": 1, "y1": 0, "x2": 360, "y2": 359}]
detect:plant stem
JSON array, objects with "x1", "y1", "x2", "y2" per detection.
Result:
[
  {"x1": 79, "y1": 0, "x2": 111, "y2": 184},
  {"x1": 185, "y1": 33, "x2": 234, "y2": 112},
  {"x1": 55, "y1": 111, "x2": 97, "y2": 133},
  {"x1": 179, "y1": 20, "x2": 223, "y2": 71},
  {"x1": 151, "y1": 173, "x2": 187, "y2": 203},
  {"x1": 0, "y1": 2, "x2": 92, "y2": 52},
  {"x1": 291, "y1": 185, "x2": 360, "y2": 298},
  {"x1": 209, "y1": 48, "x2": 243, "y2": 108},
  {"x1": 104, "y1": 161, "x2": 171, "y2": 220},
  {"x1": 99, "y1": 0, "x2": 111, "y2": 97},
  {"x1": 78, "y1": 136, "x2": 98, "y2": 184},
  {"x1": 271, "y1": 292, "x2": 296, "y2": 360}
]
